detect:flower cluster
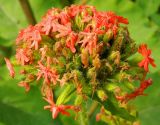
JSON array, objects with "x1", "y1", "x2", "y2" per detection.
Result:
[{"x1": 5, "y1": 5, "x2": 155, "y2": 124}]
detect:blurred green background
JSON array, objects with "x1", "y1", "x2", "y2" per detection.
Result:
[{"x1": 0, "y1": 0, "x2": 160, "y2": 125}]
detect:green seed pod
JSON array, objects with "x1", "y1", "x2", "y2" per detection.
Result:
[
  {"x1": 97, "y1": 90, "x2": 108, "y2": 101},
  {"x1": 108, "y1": 51, "x2": 121, "y2": 66},
  {"x1": 87, "y1": 67, "x2": 96, "y2": 79},
  {"x1": 75, "y1": 95, "x2": 83, "y2": 105},
  {"x1": 73, "y1": 54, "x2": 82, "y2": 69},
  {"x1": 103, "y1": 29, "x2": 113, "y2": 43},
  {"x1": 56, "y1": 84, "x2": 75, "y2": 105},
  {"x1": 105, "y1": 83, "x2": 118, "y2": 92},
  {"x1": 75, "y1": 14, "x2": 84, "y2": 31}
]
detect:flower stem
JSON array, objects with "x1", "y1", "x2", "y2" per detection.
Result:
[
  {"x1": 88, "y1": 101, "x2": 98, "y2": 118},
  {"x1": 18, "y1": 0, "x2": 36, "y2": 25}
]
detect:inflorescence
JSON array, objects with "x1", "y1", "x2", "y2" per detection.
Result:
[{"x1": 5, "y1": 5, "x2": 156, "y2": 122}]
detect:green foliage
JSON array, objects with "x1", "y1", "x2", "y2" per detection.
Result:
[{"x1": 0, "y1": 0, "x2": 160, "y2": 125}]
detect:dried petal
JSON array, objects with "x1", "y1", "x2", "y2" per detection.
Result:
[
  {"x1": 18, "y1": 81, "x2": 30, "y2": 92},
  {"x1": 4, "y1": 58, "x2": 15, "y2": 78}
]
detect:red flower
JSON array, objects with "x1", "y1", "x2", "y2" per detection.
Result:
[
  {"x1": 39, "y1": 16, "x2": 58, "y2": 35},
  {"x1": 93, "y1": 11, "x2": 128, "y2": 36},
  {"x1": 138, "y1": 44, "x2": 156, "y2": 72},
  {"x1": 44, "y1": 103, "x2": 74, "y2": 119},
  {"x1": 78, "y1": 32, "x2": 97, "y2": 54},
  {"x1": 96, "y1": 113, "x2": 101, "y2": 121},
  {"x1": 56, "y1": 23, "x2": 72, "y2": 38},
  {"x1": 116, "y1": 15, "x2": 129, "y2": 24},
  {"x1": 67, "y1": 5, "x2": 83, "y2": 18},
  {"x1": 68, "y1": 5, "x2": 95, "y2": 18},
  {"x1": 16, "y1": 26, "x2": 31, "y2": 44},
  {"x1": 43, "y1": 88, "x2": 77, "y2": 119},
  {"x1": 59, "y1": 12, "x2": 70, "y2": 25},
  {"x1": 4, "y1": 58, "x2": 15, "y2": 78},
  {"x1": 81, "y1": 6, "x2": 95, "y2": 23},
  {"x1": 16, "y1": 49, "x2": 30, "y2": 65},
  {"x1": 39, "y1": 45, "x2": 49, "y2": 61},
  {"x1": 84, "y1": 26, "x2": 91, "y2": 33},
  {"x1": 37, "y1": 61, "x2": 59, "y2": 85},
  {"x1": 16, "y1": 25, "x2": 42, "y2": 50},
  {"x1": 96, "y1": 107, "x2": 105, "y2": 121},
  {"x1": 55, "y1": 23, "x2": 78, "y2": 53},
  {"x1": 18, "y1": 81, "x2": 30, "y2": 92},
  {"x1": 38, "y1": 8, "x2": 60, "y2": 35},
  {"x1": 30, "y1": 27, "x2": 42, "y2": 50},
  {"x1": 118, "y1": 78, "x2": 152, "y2": 103},
  {"x1": 66, "y1": 32, "x2": 78, "y2": 53}
]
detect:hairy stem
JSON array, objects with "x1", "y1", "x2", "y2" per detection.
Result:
[{"x1": 18, "y1": 0, "x2": 36, "y2": 25}]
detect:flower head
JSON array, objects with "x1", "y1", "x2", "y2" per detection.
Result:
[{"x1": 11, "y1": 4, "x2": 155, "y2": 122}]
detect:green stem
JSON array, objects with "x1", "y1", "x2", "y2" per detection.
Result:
[
  {"x1": 18, "y1": 0, "x2": 36, "y2": 25},
  {"x1": 88, "y1": 101, "x2": 98, "y2": 118}
]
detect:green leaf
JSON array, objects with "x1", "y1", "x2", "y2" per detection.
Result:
[
  {"x1": 136, "y1": 0, "x2": 160, "y2": 16},
  {"x1": 0, "y1": 101, "x2": 46, "y2": 125},
  {"x1": 0, "y1": 78, "x2": 64, "y2": 125},
  {"x1": 0, "y1": 37, "x2": 13, "y2": 47},
  {"x1": 0, "y1": 0, "x2": 27, "y2": 61},
  {"x1": 0, "y1": 65, "x2": 64, "y2": 125},
  {"x1": 150, "y1": 13, "x2": 160, "y2": 27},
  {"x1": 146, "y1": 32, "x2": 160, "y2": 73},
  {"x1": 133, "y1": 72, "x2": 160, "y2": 125},
  {"x1": 0, "y1": 0, "x2": 27, "y2": 39}
]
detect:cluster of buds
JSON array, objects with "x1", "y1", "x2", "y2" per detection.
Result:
[{"x1": 5, "y1": 5, "x2": 156, "y2": 123}]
